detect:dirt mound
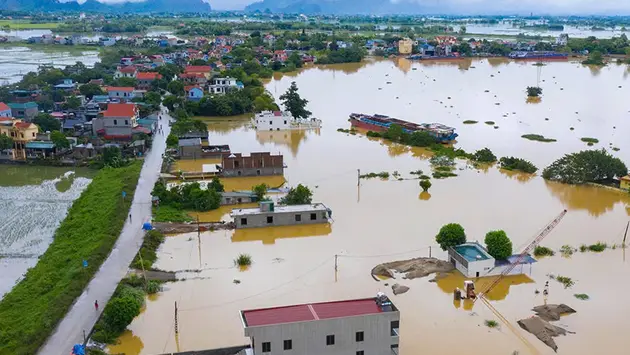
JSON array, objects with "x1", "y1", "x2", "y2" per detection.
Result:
[
  {"x1": 371, "y1": 257, "x2": 455, "y2": 280},
  {"x1": 391, "y1": 283, "x2": 410, "y2": 295},
  {"x1": 532, "y1": 304, "x2": 577, "y2": 321},
  {"x1": 517, "y1": 316, "x2": 567, "y2": 352}
]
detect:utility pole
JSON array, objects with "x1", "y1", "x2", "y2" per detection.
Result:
[
  {"x1": 138, "y1": 248, "x2": 148, "y2": 290},
  {"x1": 429, "y1": 246, "x2": 432, "y2": 258},
  {"x1": 174, "y1": 301, "x2": 179, "y2": 335},
  {"x1": 334, "y1": 254, "x2": 338, "y2": 283},
  {"x1": 83, "y1": 330, "x2": 86, "y2": 345},
  {"x1": 357, "y1": 169, "x2": 360, "y2": 186},
  {"x1": 623, "y1": 221, "x2": 629, "y2": 247}
]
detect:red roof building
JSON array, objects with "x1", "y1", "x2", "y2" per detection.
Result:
[
  {"x1": 106, "y1": 86, "x2": 135, "y2": 93},
  {"x1": 103, "y1": 103, "x2": 137, "y2": 118},
  {"x1": 118, "y1": 66, "x2": 138, "y2": 74},
  {"x1": 0, "y1": 102, "x2": 10, "y2": 117},
  {"x1": 184, "y1": 66, "x2": 212, "y2": 79},
  {"x1": 136, "y1": 72, "x2": 162, "y2": 80}
]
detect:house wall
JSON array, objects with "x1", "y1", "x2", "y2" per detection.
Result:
[
  {"x1": 179, "y1": 145, "x2": 202, "y2": 159},
  {"x1": 223, "y1": 167, "x2": 283, "y2": 177},
  {"x1": 0, "y1": 109, "x2": 12, "y2": 117},
  {"x1": 234, "y1": 209, "x2": 329, "y2": 229},
  {"x1": 244, "y1": 312, "x2": 400, "y2": 355},
  {"x1": 11, "y1": 107, "x2": 38, "y2": 120},
  {"x1": 222, "y1": 153, "x2": 284, "y2": 177},
  {"x1": 221, "y1": 195, "x2": 254, "y2": 205},
  {"x1": 450, "y1": 256, "x2": 495, "y2": 278}
]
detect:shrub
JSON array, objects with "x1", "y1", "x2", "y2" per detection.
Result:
[
  {"x1": 533, "y1": 246, "x2": 555, "y2": 257},
  {"x1": 146, "y1": 280, "x2": 161, "y2": 294},
  {"x1": 554, "y1": 275, "x2": 575, "y2": 288},
  {"x1": 93, "y1": 285, "x2": 144, "y2": 343},
  {"x1": 234, "y1": 253, "x2": 252, "y2": 267},
  {"x1": 580, "y1": 137, "x2": 599, "y2": 144},
  {"x1": 574, "y1": 293, "x2": 590, "y2": 300},
  {"x1": 420, "y1": 179, "x2": 432, "y2": 192},
  {"x1": 484, "y1": 121, "x2": 495, "y2": 125},
  {"x1": 419, "y1": 174, "x2": 431, "y2": 180},
  {"x1": 473, "y1": 148, "x2": 497, "y2": 163},
  {"x1": 579, "y1": 244, "x2": 588, "y2": 252},
  {"x1": 436, "y1": 223, "x2": 466, "y2": 250},
  {"x1": 360, "y1": 172, "x2": 390, "y2": 179},
  {"x1": 132, "y1": 230, "x2": 165, "y2": 270},
  {"x1": 485, "y1": 320, "x2": 499, "y2": 328},
  {"x1": 433, "y1": 171, "x2": 458, "y2": 179},
  {"x1": 499, "y1": 157, "x2": 538, "y2": 174},
  {"x1": 152, "y1": 205, "x2": 193, "y2": 223},
  {"x1": 484, "y1": 230, "x2": 513, "y2": 260},
  {"x1": 560, "y1": 245, "x2": 575, "y2": 256},
  {"x1": 526, "y1": 86, "x2": 543, "y2": 97},
  {"x1": 521, "y1": 134, "x2": 557, "y2": 143},
  {"x1": 463, "y1": 120, "x2": 478, "y2": 124},
  {"x1": 280, "y1": 184, "x2": 313, "y2": 205},
  {"x1": 410, "y1": 170, "x2": 423, "y2": 175},
  {"x1": 588, "y1": 242, "x2": 607, "y2": 252}
]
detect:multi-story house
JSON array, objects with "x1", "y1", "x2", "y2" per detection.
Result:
[
  {"x1": 92, "y1": 103, "x2": 138, "y2": 140},
  {"x1": 0, "y1": 102, "x2": 11, "y2": 117},
  {"x1": 220, "y1": 152, "x2": 284, "y2": 177},
  {"x1": 106, "y1": 87, "x2": 137, "y2": 101},
  {"x1": 240, "y1": 294, "x2": 400, "y2": 355},
  {"x1": 114, "y1": 66, "x2": 138, "y2": 79},
  {"x1": 8, "y1": 102, "x2": 38, "y2": 121},
  {"x1": 136, "y1": 72, "x2": 162, "y2": 89},
  {"x1": 184, "y1": 65, "x2": 212, "y2": 79},
  {"x1": 209, "y1": 77, "x2": 243, "y2": 95},
  {"x1": 0, "y1": 118, "x2": 39, "y2": 159}
]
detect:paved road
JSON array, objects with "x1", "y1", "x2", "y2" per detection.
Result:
[{"x1": 38, "y1": 109, "x2": 172, "y2": 355}]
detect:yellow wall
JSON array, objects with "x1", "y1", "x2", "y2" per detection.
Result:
[
  {"x1": 621, "y1": 178, "x2": 630, "y2": 191},
  {"x1": 398, "y1": 38, "x2": 414, "y2": 55}
]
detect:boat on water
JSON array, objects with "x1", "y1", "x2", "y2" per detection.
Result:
[
  {"x1": 508, "y1": 51, "x2": 568, "y2": 60},
  {"x1": 253, "y1": 111, "x2": 322, "y2": 131},
  {"x1": 406, "y1": 54, "x2": 465, "y2": 61},
  {"x1": 349, "y1": 113, "x2": 458, "y2": 143}
]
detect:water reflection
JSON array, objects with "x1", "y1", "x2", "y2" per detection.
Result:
[
  {"x1": 545, "y1": 180, "x2": 630, "y2": 217},
  {"x1": 393, "y1": 57, "x2": 412, "y2": 74},
  {"x1": 499, "y1": 169, "x2": 535, "y2": 183},
  {"x1": 189, "y1": 203, "x2": 258, "y2": 223},
  {"x1": 419, "y1": 191, "x2": 432, "y2": 200},
  {"x1": 486, "y1": 57, "x2": 510, "y2": 67},
  {"x1": 255, "y1": 129, "x2": 315, "y2": 157},
  {"x1": 231, "y1": 223, "x2": 332, "y2": 244},
  {"x1": 107, "y1": 330, "x2": 144, "y2": 355}
]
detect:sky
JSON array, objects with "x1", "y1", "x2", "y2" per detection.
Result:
[{"x1": 89, "y1": 0, "x2": 630, "y2": 13}]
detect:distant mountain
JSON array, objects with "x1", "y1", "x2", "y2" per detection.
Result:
[
  {"x1": 244, "y1": 0, "x2": 438, "y2": 14},
  {"x1": 0, "y1": 0, "x2": 212, "y2": 13}
]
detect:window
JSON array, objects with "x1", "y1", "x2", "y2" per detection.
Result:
[
  {"x1": 20, "y1": 133, "x2": 24, "y2": 138},
  {"x1": 267, "y1": 216, "x2": 273, "y2": 224},
  {"x1": 295, "y1": 214, "x2": 301, "y2": 222},
  {"x1": 284, "y1": 120, "x2": 287, "y2": 124},
  {"x1": 391, "y1": 320, "x2": 400, "y2": 336},
  {"x1": 31, "y1": 132, "x2": 35, "y2": 137},
  {"x1": 113, "y1": 119, "x2": 118, "y2": 125},
  {"x1": 125, "y1": 120, "x2": 128, "y2": 125},
  {"x1": 262, "y1": 342, "x2": 271, "y2": 353},
  {"x1": 225, "y1": 198, "x2": 231, "y2": 203},
  {"x1": 257, "y1": 170, "x2": 261, "y2": 176},
  {"x1": 356, "y1": 331, "x2": 364, "y2": 342},
  {"x1": 326, "y1": 335, "x2": 335, "y2": 346},
  {"x1": 310, "y1": 213, "x2": 316, "y2": 220},
  {"x1": 240, "y1": 218, "x2": 247, "y2": 226},
  {"x1": 234, "y1": 161, "x2": 239, "y2": 168},
  {"x1": 283, "y1": 339, "x2": 292, "y2": 350},
  {"x1": 237, "y1": 198, "x2": 242, "y2": 203},
  {"x1": 356, "y1": 351, "x2": 364, "y2": 355}
]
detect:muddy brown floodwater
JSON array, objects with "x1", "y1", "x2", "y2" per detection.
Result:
[{"x1": 110, "y1": 58, "x2": 630, "y2": 355}]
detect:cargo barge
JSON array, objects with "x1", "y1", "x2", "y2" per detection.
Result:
[
  {"x1": 508, "y1": 51, "x2": 568, "y2": 60},
  {"x1": 406, "y1": 54, "x2": 465, "y2": 61},
  {"x1": 349, "y1": 113, "x2": 458, "y2": 143}
]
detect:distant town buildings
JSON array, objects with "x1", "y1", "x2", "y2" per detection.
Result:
[{"x1": 209, "y1": 77, "x2": 243, "y2": 95}]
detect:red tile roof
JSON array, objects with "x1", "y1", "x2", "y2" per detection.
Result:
[
  {"x1": 118, "y1": 66, "x2": 137, "y2": 73},
  {"x1": 242, "y1": 298, "x2": 383, "y2": 327},
  {"x1": 136, "y1": 72, "x2": 162, "y2": 80},
  {"x1": 103, "y1": 103, "x2": 136, "y2": 117},
  {"x1": 0, "y1": 102, "x2": 9, "y2": 111},
  {"x1": 106, "y1": 86, "x2": 135, "y2": 92},
  {"x1": 15, "y1": 122, "x2": 35, "y2": 129},
  {"x1": 185, "y1": 65, "x2": 211, "y2": 73},
  {"x1": 179, "y1": 73, "x2": 205, "y2": 79}
]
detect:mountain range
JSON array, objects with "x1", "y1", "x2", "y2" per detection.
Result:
[
  {"x1": 0, "y1": 0, "x2": 212, "y2": 12},
  {"x1": 244, "y1": 0, "x2": 448, "y2": 14}
]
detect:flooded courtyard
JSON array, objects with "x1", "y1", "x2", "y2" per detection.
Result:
[
  {"x1": 113, "y1": 58, "x2": 630, "y2": 355},
  {"x1": 0, "y1": 165, "x2": 94, "y2": 298}
]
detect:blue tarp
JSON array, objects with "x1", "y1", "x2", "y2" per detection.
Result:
[
  {"x1": 142, "y1": 222, "x2": 153, "y2": 231},
  {"x1": 72, "y1": 344, "x2": 85, "y2": 355}
]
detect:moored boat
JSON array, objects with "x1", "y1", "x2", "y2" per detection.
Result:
[
  {"x1": 349, "y1": 113, "x2": 458, "y2": 143},
  {"x1": 407, "y1": 54, "x2": 465, "y2": 61},
  {"x1": 508, "y1": 51, "x2": 568, "y2": 60}
]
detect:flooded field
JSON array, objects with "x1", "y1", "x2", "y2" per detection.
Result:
[
  {"x1": 114, "y1": 59, "x2": 630, "y2": 355},
  {"x1": 0, "y1": 46, "x2": 99, "y2": 84},
  {"x1": 0, "y1": 166, "x2": 94, "y2": 298}
]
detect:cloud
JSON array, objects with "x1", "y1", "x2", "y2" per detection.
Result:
[{"x1": 393, "y1": 0, "x2": 630, "y2": 13}]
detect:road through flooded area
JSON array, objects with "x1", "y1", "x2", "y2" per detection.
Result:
[
  {"x1": 0, "y1": 165, "x2": 94, "y2": 299},
  {"x1": 112, "y1": 58, "x2": 630, "y2": 355}
]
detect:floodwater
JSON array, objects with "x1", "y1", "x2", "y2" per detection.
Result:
[
  {"x1": 0, "y1": 46, "x2": 99, "y2": 84},
  {"x1": 0, "y1": 166, "x2": 94, "y2": 299},
  {"x1": 465, "y1": 23, "x2": 630, "y2": 39},
  {"x1": 113, "y1": 58, "x2": 630, "y2": 355}
]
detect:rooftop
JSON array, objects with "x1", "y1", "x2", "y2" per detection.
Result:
[
  {"x1": 103, "y1": 103, "x2": 136, "y2": 117},
  {"x1": 179, "y1": 138, "x2": 202, "y2": 147},
  {"x1": 454, "y1": 242, "x2": 493, "y2": 262},
  {"x1": 106, "y1": 86, "x2": 135, "y2": 92},
  {"x1": 241, "y1": 297, "x2": 394, "y2": 327},
  {"x1": 8, "y1": 102, "x2": 38, "y2": 109},
  {"x1": 185, "y1": 65, "x2": 212, "y2": 73},
  {"x1": 0, "y1": 102, "x2": 9, "y2": 111},
  {"x1": 231, "y1": 203, "x2": 328, "y2": 217},
  {"x1": 495, "y1": 254, "x2": 538, "y2": 267},
  {"x1": 118, "y1": 66, "x2": 137, "y2": 73},
  {"x1": 25, "y1": 141, "x2": 55, "y2": 149},
  {"x1": 136, "y1": 72, "x2": 161, "y2": 80}
]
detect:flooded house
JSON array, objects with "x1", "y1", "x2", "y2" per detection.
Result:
[
  {"x1": 448, "y1": 242, "x2": 536, "y2": 278},
  {"x1": 220, "y1": 152, "x2": 285, "y2": 177},
  {"x1": 240, "y1": 293, "x2": 400, "y2": 355},
  {"x1": 231, "y1": 201, "x2": 331, "y2": 229},
  {"x1": 177, "y1": 138, "x2": 230, "y2": 160}
]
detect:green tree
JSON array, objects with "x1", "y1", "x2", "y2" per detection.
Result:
[
  {"x1": 288, "y1": 52, "x2": 303, "y2": 68},
  {"x1": 499, "y1": 157, "x2": 538, "y2": 174},
  {"x1": 436, "y1": 223, "x2": 466, "y2": 250},
  {"x1": 542, "y1": 149, "x2": 627, "y2": 184},
  {"x1": 166, "y1": 134, "x2": 179, "y2": 148},
  {"x1": 114, "y1": 77, "x2": 137, "y2": 87},
  {"x1": 103, "y1": 146, "x2": 124, "y2": 168},
  {"x1": 64, "y1": 95, "x2": 82, "y2": 110},
  {"x1": 0, "y1": 134, "x2": 13, "y2": 150},
  {"x1": 209, "y1": 176, "x2": 224, "y2": 192},
  {"x1": 473, "y1": 148, "x2": 497, "y2": 163},
  {"x1": 167, "y1": 81, "x2": 185, "y2": 96},
  {"x1": 50, "y1": 131, "x2": 70, "y2": 149},
  {"x1": 101, "y1": 287, "x2": 143, "y2": 334},
  {"x1": 419, "y1": 179, "x2": 432, "y2": 192},
  {"x1": 144, "y1": 91, "x2": 162, "y2": 107},
  {"x1": 252, "y1": 183, "x2": 268, "y2": 200},
  {"x1": 33, "y1": 113, "x2": 61, "y2": 132},
  {"x1": 408, "y1": 130, "x2": 436, "y2": 147},
  {"x1": 162, "y1": 95, "x2": 183, "y2": 111},
  {"x1": 79, "y1": 83, "x2": 104, "y2": 99},
  {"x1": 484, "y1": 230, "x2": 513, "y2": 260},
  {"x1": 280, "y1": 184, "x2": 313, "y2": 205},
  {"x1": 526, "y1": 86, "x2": 543, "y2": 97},
  {"x1": 279, "y1": 81, "x2": 311, "y2": 119}
]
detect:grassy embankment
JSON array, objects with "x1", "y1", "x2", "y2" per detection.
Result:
[
  {"x1": 0, "y1": 20, "x2": 60, "y2": 29},
  {"x1": 0, "y1": 162, "x2": 142, "y2": 355}
]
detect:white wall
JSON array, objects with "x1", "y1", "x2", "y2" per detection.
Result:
[{"x1": 244, "y1": 312, "x2": 399, "y2": 355}]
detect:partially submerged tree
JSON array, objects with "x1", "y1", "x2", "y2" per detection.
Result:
[
  {"x1": 542, "y1": 149, "x2": 627, "y2": 184},
  {"x1": 419, "y1": 179, "x2": 432, "y2": 192},
  {"x1": 526, "y1": 86, "x2": 543, "y2": 97},
  {"x1": 484, "y1": 230, "x2": 513, "y2": 260},
  {"x1": 280, "y1": 184, "x2": 313, "y2": 205},
  {"x1": 209, "y1": 177, "x2": 224, "y2": 193},
  {"x1": 473, "y1": 148, "x2": 497, "y2": 163},
  {"x1": 252, "y1": 183, "x2": 269, "y2": 201},
  {"x1": 436, "y1": 223, "x2": 466, "y2": 250},
  {"x1": 279, "y1": 81, "x2": 311, "y2": 119},
  {"x1": 166, "y1": 134, "x2": 179, "y2": 148}
]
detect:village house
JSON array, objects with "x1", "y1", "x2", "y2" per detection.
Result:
[
  {"x1": 114, "y1": 66, "x2": 138, "y2": 79},
  {"x1": 398, "y1": 38, "x2": 416, "y2": 55},
  {"x1": 25, "y1": 141, "x2": 58, "y2": 159},
  {"x1": 220, "y1": 152, "x2": 284, "y2": 177},
  {"x1": 447, "y1": 241, "x2": 536, "y2": 278},
  {"x1": 239, "y1": 294, "x2": 400, "y2": 355},
  {"x1": 120, "y1": 57, "x2": 134, "y2": 66},
  {"x1": 209, "y1": 77, "x2": 243, "y2": 95},
  {"x1": 135, "y1": 72, "x2": 162, "y2": 89},
  {"x1": 92, "y1": 103, "x2": 138, "y2": 140},
  {"x1": 263, "y1": 34, "x2": 276, "y2": 45},
  {"x1": 232, "y1": 201, "x2": 331, "y2": 229},
  {"x1": 221, "y1": 191, "x2": 257, "y2": 205},
  {"x1": 8, "y1": 102, "x2": 38, "y2": 121},
  {"x1": 179, "y1": 73, "x2": 208, "y2": 85},
  {"x1": 273, "y1": 50, "x2": 288, "y2": 63},
  {"x1": 620, "y1": 175, "x2": 630, "y2": 190},
  {"x1": 106, "y1": 87, "x2": 136, "y2": 101},
  {"x1": 0, "y1": 102, "x2": 11, "y2": 117},
  {"x1": 185, "y1": 86, "x2": 204, "y2": 101},
  {"x1": 0, "y1": 118, "x2": 39, "y2": 160},
  {"x1": 184, "y1": 65, "x2": 213, "y2": 79},
  {"x1": 54, "y1": 78, "x2": 76, "y2": 91}
]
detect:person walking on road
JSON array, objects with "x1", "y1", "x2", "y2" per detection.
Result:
[
  {"x1": 129, "y1": 213, "x2": 132, "y2": 222},
  {"x1": 94, "y1": 300, "x2": 98, "y2": 311}
]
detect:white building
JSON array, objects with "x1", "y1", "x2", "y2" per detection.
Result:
[
  {"x1": 448, "y1": 242, "x2": 536, "y2": 278},
  {"x1": 209, "y1": 77, "x2": 242, "y2": 94},
  {"x1": 240, "y1": 294, "x2": 400, "y2": 355},
  {"x1": 556, "y1": 34, "x2": 569, "y2": 46},
  {"x1": 253, "y1": 111, "x2": 322, "y2": 131}
]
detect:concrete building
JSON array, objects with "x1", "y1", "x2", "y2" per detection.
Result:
[
  {"x1": 620, "y1": 175, "x2": 630, "y2": 190},
  {"x1": 178, "y1": 138, "x2": 203, "y2": 159},
  {"x1": 231, "y1": 201, "x2": 331, "y2": 229},
  {"x1": 185, "y1": 86, "x2": 204, "y2": 101},
  {"x1": 0, "y1": 118, "x2": 39, "y2": 160},
  {"x1": 93, "y1": 103, "x2": 138, "y2": 140},
  {"x1": 221, "y1": 152, "x2": 284, "y2": 177},
  {"x1": 8, "y1": 102, "x2": 38, "y2": 121},
  {"x1": 0, "y1": 102, "x2": 11, "y2": 117},
  {"x1": 398, "y1": 38, "x2": 415, "y2": 55},
  {"x1": 240, "y1": 293, "x2": 400, "y2": 355},
  {"x1": 209, "y1": 77, "x2": 243, "y2": 95},
  {"x1": 106, "y1": 87, "x2": 136, "y2": 101},
  {"x1": 136, "y1": 72, "x2": 162, "y2": 89},
  {"x1": 114, "y1": 66, "x2": 138, "y2": 79},
  {"x1": 222, "y1": 191, "x2": 257, "y2": 205},
  {"x1": 448, "y1": 242, "x2": 536, "y2": 278},
  {"x1": 184, "y1": 65, "x2": 213, "y2": 79}
]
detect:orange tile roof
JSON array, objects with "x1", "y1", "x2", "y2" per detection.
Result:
[
  {"x1": 136, "y1": 72, "x2": 162, "y2": 80},
  {"x1": 103, "y1": 103, "x2": 136, "y2": 117},
  {"x1": 185, "y1": 65, "x2": 211, "y2": 73},
  {"x1": 179, "y1": 73, "x2": 205, "y2": 78},
  {"x1": 106, "y1": 86, "x2": 135, "y2": 92},
  {"x1": 0, "y1": 102, "x2": 9, "y2": 111},
  {"x1": 118, "y1": 66, "x2": 137, "y2": 73},
  {"x1": 184, "y1": 85, "x2": 202, "y2": 92},
  {"x1": 15, "y1": 122, "x2": 35, "y2": 129}
]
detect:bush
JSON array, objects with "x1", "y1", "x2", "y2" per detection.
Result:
[
  {"x1": 484, "y1": 320, "x2": 499, "y2": 328},
  {"x1": 360, "y1": 172, "x2": 390, "y2": 179},
  {"x1": 0, "y1": 163, "x2": 141, "y2": 354},
  {"x1": 553, "y1": 275, "x2": 575, "y2": 288},
  {"x1": 473, "y1": 148, "x2": 497, "y2": 163},
  {"x1": 580, "y1": 137, "x2": 599, "y2": 144},
  {"x1": 521, "y1": 134, "x2": 557, "y2": 143},
  {"x1": 579, "y1": 244, "x2": 588, "y2": 252},
  {"x1": 234, "y1": 253, "x2": 252, "y2": 267},
  {"x1": 436, "y1": 223, "x2": 466, "y2": 250},
  {"x1": 499, "y1": 157, "x2": 538, "y2": 174},
  {"x1": 409, "y1": 170, "x2": 423, "y2": 175},
  {"x1": 432, "y1": 171, "x2": 458, "y2": 179},
  {"x1": 280, "y1": 184, "x2": 313, "y2": 205},
  {"x1": 146, "y1": 280, "x2": 161, "y2": 294},
  {"x1": 542, "y1": 149, "x2": 627, "y2": 184},
  {"x1": 533, "y1": 245, "x2": 555, "y2": 257},
  {"x1": 588, "y1": 242, "x2": 607, "y2": 252},
  {"x1": 574, "y1": 293, "x2": 590, "y2": 300},
  {"x1": 132, "y1": 230, "x2": 165, "y2": 270},
  {"x1": 463, "y1": 120, "x2": 478, "y2": 124},
  {"x1": 419, "y1": 179, "x2": 432, "y2": 192},
  {"x1": 484, "y1": 230, "x2": 513, "y2": 260},
  {"x1": 166, "y1": 134, "x2": 179, "y2": 147},
  {"x1": 152, "y1": 205, "x2": 193, "y2": 222},
  {"x1": 484, "y1": 121, "x2": 495, "y2": 125},
  {"x1": 560, "y1": 245, "x2": 575, "y2": 256},
  {"x1": 92, "y1": 285, "x2": 144, "y2": 343},
  {"x1": 526, "y1": 86, "x2": 543, "y2": 97},
  {"x1": 419, "y1": 174, "x2": 431, "y2": 180}
]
